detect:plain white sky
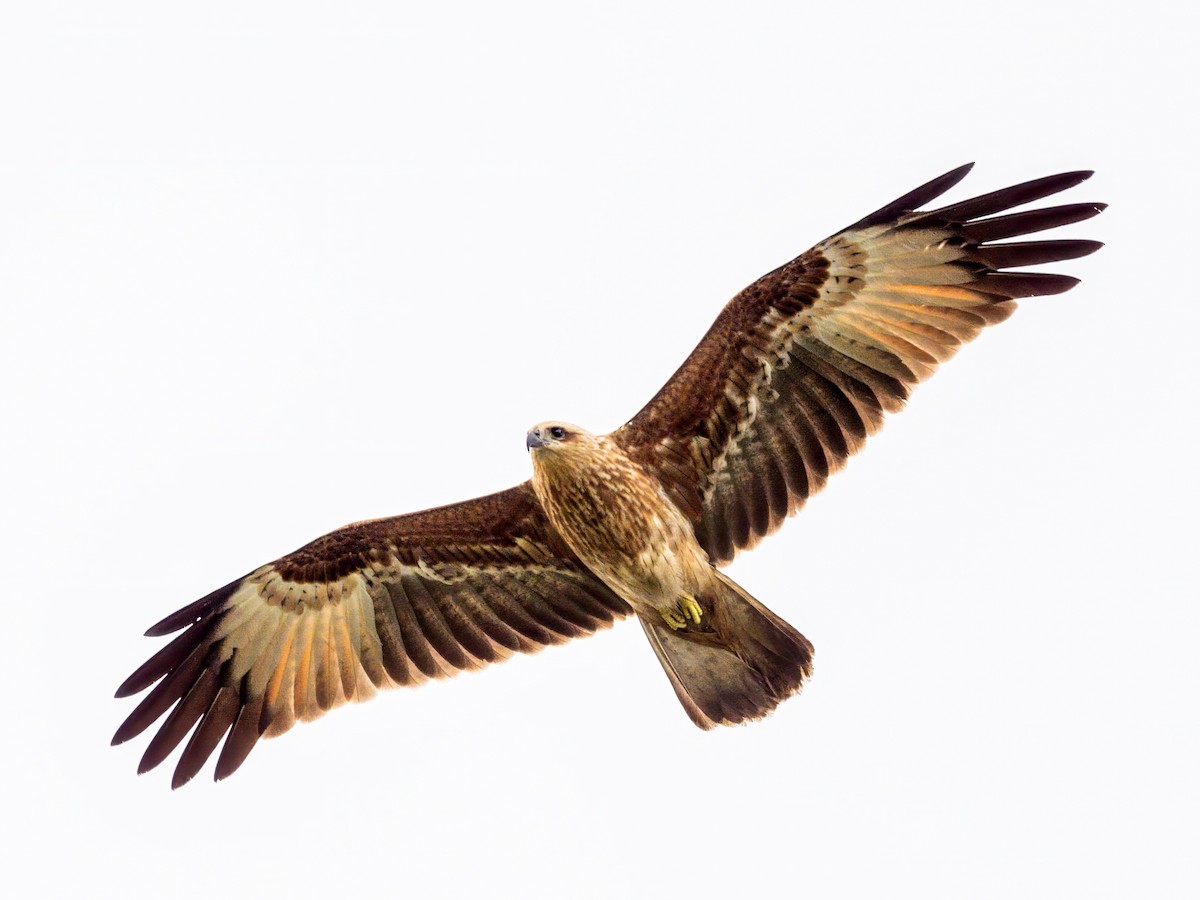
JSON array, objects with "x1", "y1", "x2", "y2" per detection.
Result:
[{"x1": 2, "y1": 2, "x2": 1196, "y2": 898}]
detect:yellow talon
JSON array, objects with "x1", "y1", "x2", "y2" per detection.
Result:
[
  {"x1": 659, "y1": 594, "x2": 703, "y2": 630},
  {"x1": 679, "y1": 593, "x2": 703, "y2": 625},
  {"x1": 659, "y1": 607, "x2": 687, "y2": 630}
]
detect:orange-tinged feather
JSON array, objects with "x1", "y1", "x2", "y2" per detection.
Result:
[
  {"x1": 885, "y1": 283, "x2": 989, "y2": 304},
  {"x1": 264, "y1": 626, "x2": 297, "y2": 714},
  {"x1": 292, "y1": 608, "x2": 317, "y2": 720},
  {"x1": 334, "y1": 609, "x2": 358, "y2": 701}
]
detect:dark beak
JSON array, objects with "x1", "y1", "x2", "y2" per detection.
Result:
[{"x1": 526, "y1": 431, "x2": 546, "y2": 451}]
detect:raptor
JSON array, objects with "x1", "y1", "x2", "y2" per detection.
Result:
[{"x1": 114, "y1": 164, "x2": 1104, "y2": 786}]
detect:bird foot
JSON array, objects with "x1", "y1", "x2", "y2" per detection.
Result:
[{"x1": 659, "y1": 593, "x2": 703, "y2": 630}]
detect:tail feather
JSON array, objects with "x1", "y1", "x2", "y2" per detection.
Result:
[{"x1": 641, "y1": 571, "x2": 813, "y2": 729}]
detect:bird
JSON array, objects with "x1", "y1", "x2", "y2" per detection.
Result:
[{"x1": 113, "y1": 163, "x2": 1104, "y2": 787}]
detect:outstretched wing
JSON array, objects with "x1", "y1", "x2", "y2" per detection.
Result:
[
  {"x1": 113, "y1": 483, "x2": 629, "y2": 787},
  {"x1": 615, "y1": 164, "x2": 1104, "y2": 565}
]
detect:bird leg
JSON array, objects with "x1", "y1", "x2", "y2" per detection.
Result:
[{"x1": 659, "y1": 593, "x2": 703, "y2": 630}]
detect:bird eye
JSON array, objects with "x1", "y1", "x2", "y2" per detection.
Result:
[{"x1": 549, "y1": 426, "x2": 566, "y2": 440}]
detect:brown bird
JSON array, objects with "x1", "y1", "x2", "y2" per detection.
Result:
[{"x1": 114, "y1": 164, "x2": 1104, "y2": 786}]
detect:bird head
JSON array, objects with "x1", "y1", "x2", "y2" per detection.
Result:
[{"x1": 526, "y1": 421, "x2": 592, "y2": 453}]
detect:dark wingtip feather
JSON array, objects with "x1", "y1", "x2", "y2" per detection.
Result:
[
  {"x1": 963, "y1": 202, "x2": 1106, "y2": 243},
  {"x1": 145, "y1": 579, "x2": 241, "y2": 637},
  {"x1": 115, "y1": 624, "x2": 208, "y2": 698},
  {"x1": 110, "y1": 709, "x2": 147, "y2": 747},
  {"x1": 975, "y1": 238, "x2": 1104, "y2": 269},
  {"x1": 135, "y1": 667, "x2": 220, "y2": 773},
  {"x1": 171, "y1": 687, "x2": 239, "y2": 789},
  {"x1": 213, "y1": 697, "x2": 267, "y2": 782},
  {"x1": 852, "y1": 162, "x2": 976, "y2": 229},
  {"x1": 978, "y1": 272, "x2": 1082, "y2": 299},
  {"x1": 931, "y1": 170, "x2": 1097, "y2": 223},
  {"x1": 112, "y1": 647, "x2": 208, "y2": 745}
]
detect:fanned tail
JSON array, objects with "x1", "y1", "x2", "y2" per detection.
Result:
[{"x1": 640, "y1": 570, "x2": 813, "y2": 728}]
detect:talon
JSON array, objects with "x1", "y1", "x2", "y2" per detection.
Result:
[
  {"x1": 659, "y1": 607, "x2": 687, "y2": 630},
  {"x1": 659, "y1": 595, "x2": 702, "y2": 630}
]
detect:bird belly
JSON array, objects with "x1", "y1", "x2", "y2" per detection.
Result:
[
  {"x1": 534, "y1": 459, "x2": 707, "y2": 616},
  {"x1": 579, "y1": 533, "x2": 692, "y2": 615}
]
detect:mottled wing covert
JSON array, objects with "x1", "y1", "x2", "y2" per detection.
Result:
[
  {"x1": 616, "y1": 164, "x2": 1104, "y2": 564},
  {"x1": 113, "y1": 484, "x2": 629, "y2": 786}
]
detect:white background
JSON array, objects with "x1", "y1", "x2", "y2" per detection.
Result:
[{"x1": 2, "y1": 2, "x2": 1196, "y2": 898}]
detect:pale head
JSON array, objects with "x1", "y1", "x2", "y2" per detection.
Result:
[{"x1": 526, "y1": 421, "x2": 594, "y2": 453}]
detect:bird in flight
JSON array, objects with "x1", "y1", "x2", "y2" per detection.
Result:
[{"x1": 114, "y1": 164, "x2": 1104, "y2": 787}]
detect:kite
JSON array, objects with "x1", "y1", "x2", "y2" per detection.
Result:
[{"x1": 114, "y1": 164, "x2": 1104, "y2": 786}]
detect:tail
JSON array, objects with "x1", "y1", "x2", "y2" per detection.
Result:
[{"x1": 639, "y1": 570, "x2": 814, "y2": 729}]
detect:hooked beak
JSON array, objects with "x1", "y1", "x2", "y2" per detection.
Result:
[{"x1": 526, "y1": 430, "x2": 547, "y2": 451}]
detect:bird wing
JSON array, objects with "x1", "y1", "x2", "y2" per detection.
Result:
[
  {"x1": 113, "y1": 483, "x2": 629, "y2": 786},
  {"x1": 615, "y1": 164, "x2": 1104, "y2": 565}
]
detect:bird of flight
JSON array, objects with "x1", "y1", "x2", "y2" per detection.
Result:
[{"x1": 114, "y1": 164, "x2": 1104, "y2": 787}]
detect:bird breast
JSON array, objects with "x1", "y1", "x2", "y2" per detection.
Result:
[{"x1": 530, "y1": 437, "x2": 706, "y2": 607}]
